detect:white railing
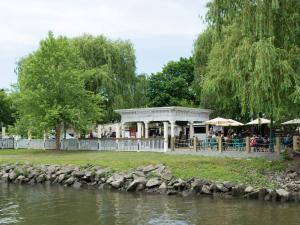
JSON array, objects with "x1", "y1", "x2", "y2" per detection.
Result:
[
  {"x1": 3, "y1": 138, "x2": 164, "y2": 152},
  {"x1": 0, "y1": 139, "x2": 14, "y2": 149}
]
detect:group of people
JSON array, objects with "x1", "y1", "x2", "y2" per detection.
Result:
[
  {"x1": 207, "y1": 128, "x2": 245, "y2": 150},
  {"x1": 249, "y1": 135, "x2": 271, "y2": 152}
]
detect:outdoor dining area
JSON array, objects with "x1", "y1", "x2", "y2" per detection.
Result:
[{"x1": 197, "y1": 117, "x2": 300, "y2": 154}]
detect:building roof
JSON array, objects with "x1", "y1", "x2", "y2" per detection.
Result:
[
  {"x1": 115, "y1": 106, "x2": 212, "y2": 114},
  {"x1": 115, "y1": 106, "x2": 212, "y2": 123}
]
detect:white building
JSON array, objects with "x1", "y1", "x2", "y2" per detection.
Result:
[{"x1": 97, "y1": 107, "x2": 212, "y2": 151}]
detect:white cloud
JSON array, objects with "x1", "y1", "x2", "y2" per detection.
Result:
[{"x1": 0, "y1": 0, "x2": 209, "y2": 88}]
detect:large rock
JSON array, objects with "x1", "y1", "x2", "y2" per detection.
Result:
[
  {"x1": 201, "y1": 185, "x2": 211, "y2": 195},
  {"x1": 158, "y1": 182, "x2": 167, "y2": 193},
  {"x1": 190, "y1": 180, "x2": 203, "y2": 193},
  {"x1": 126, "y1": 177, "x2": 147, "y2": 192},
  {"x1": 216, "y1": 183, "x2": 229, "y2": 192},
  {"x1": 110, "y1": 180, "x2": 123, "y2": 189},
  {"x1": 142, "y1": 165, "x2": 157, "y2": 173},
  {"x1": 245, "y1": 186, "x2": 254, "y2": 193},
  {"x1": 36, "y1": 174, "x2": 45, "y2": 183},
  {"x1": 132, "y1": 171, "x2": 145, "y2": 179},
  {"x1": 58, "y1": 174, "x2": 65, "y2": 183},
  {"x1": 146, "y1": 178, "x2": 162, "y2": 188},
  {"x1": 173, "y1": 179, "x2": 187, "y2": 190},
  {"x1": 107, "y1": 174, "x2": 125, "y2": 184},
  {"x1": 28, "y1": 172, "x2": 37, "y2": 179},
  {"x1": 276, "y1": 189, "x2": 290, "y2": 198},
  {"x1": 65, "y1": 177, "x2": 75, "y2": 185},
  {"x1": 73, "y1": 171, "x2": 85, "y2": 178},
  {"x1": 1, "y1": 173, "x2": 9, "y2": 182},
  {"x1": 8, "y1": 171, "x2": 17, "y2": 180},
  {"x1": 47, "y1": 165, "x2": 58, "y2": 174},
  {"x1": 16, "y1": 175, "x2": 26, "y2": 183},
  {"x1": 223, "y1": 181, "x2": 235, "y2": 190},
  {"x1": 154, "y1": 164, "x2": 166, "y2": 173},
  {"x1": 161, "y1": 172, "x2": 173, "y2": 181},
  {"x1": 95, "y1": 168, "x2": 110, "y2": 177}
]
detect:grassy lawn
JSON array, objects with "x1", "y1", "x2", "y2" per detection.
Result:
[{"x1": 0, "y1": 149, "x2": 286, "y2": 188}]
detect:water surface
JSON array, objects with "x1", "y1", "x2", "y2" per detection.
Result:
[{"x1": 0, "y1": 183, "x2": 299, "y2": 225}]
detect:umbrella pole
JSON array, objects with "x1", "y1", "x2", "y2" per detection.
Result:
[{"x1": 270, "y1": 116, "x2": 274, "y2": 151}]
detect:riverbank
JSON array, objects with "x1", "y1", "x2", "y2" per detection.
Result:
[
  {"x1": 0, "y1": 149, "x2": 285, "y2": 187},
  {"x1": 1, "y1": 158, "x2": 300, "y2": 202}
]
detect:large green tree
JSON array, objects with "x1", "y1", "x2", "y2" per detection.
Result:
[
  {"x1": 14, "y1": 32, "x2": 102, "y2": 150},
  {"x1": 0, "y1": 89, "x2": 15, "y2": 128},
  {"x1": 147, "y1": 57, "x2": 196, "y2": 107},
  {"x1": 132, "y1": 74, "x2": 149, "y2": 108},
  {"x1": 195, "y1": 0, "x2": 300, "y2": 121},
  {"x1": 71, "y1": 35, "x2": 137, "y2": 122}
]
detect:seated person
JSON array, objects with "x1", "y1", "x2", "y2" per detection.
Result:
[{"x1": 210, "y1": 134, "x2": 217, "y2": 150}]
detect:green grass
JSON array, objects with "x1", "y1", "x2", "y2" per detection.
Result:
[{"x1": 0, "y1": 149, "x2": 286, "y2": 188}]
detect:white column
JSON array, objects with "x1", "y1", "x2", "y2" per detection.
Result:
[
  {"x1": 170, "y1": 121, "x2": 175, "y2": 138},
  {"x1": 97, "y1": 124, "x2": 103, "y2": 138},
  {"x1": 137, "y1": 122, "x2": 142, "y2": 138},
  {"x1": 1, "y1": 127, "x2": 5, "y2": 138},
  {"x1": 144, "y1": 122, "x2": 149, "y2": 139},
  {"x1": 43, "y1": 131, "x2": 47, "y2": 141},
  {"x1": 206, "y1": 124, "x2": 209, "y2": 136},
  {"x1": 141, "y1": 123, "x2": 144, "y2": 138},
  {"x1": 163, "y1": 121, "x2": 169, "y2": 152},
  {"x1": 189, "y1": 121, "x2": 194, "y2": 139},
  {"x1": 121, "y1": 123, "x2": 126, "y2": 138},
  {"x1": 115, "y1": 123, "x2": 120, "y2": 138}
]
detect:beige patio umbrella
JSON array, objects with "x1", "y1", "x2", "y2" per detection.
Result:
[
  {"x1": 205, "y1": 117, "x2": 230, "y2": 126},
  {"x1": 205, "y1": 117, "x2": 243, "y2": 126},
  {"x1": 282, "y1": 119, "x2": 300, "y2": 125},
  {"x1": 282, "y1": 119, "x2": 300, "y2": 135},
  {"x1": 246, "y1": 118, "x2": 270, "y2": 125},
  {"x1": 226, "y1": 119, "x2": 244, "y2": 126}
]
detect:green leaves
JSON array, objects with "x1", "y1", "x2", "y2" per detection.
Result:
[
  {"x1": 71, "y1": 34, "x2": 138, "y2": 122},
  {"x1": 147, "y1": 57, "x2": 196, "y2": 107},
  {"x1": 0, "y1": 90, "x2": 15, "y2": 127},
  {"x1": 14, "y1": 32, "x2": 103, "y2": 138},
  {"x1": 194, "y1": 1, "x2": 300, "y2": 121}
]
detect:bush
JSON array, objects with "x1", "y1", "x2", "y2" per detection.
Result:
[{"x1": 280, "y1": 149, "x2": 293, "y2": 161}]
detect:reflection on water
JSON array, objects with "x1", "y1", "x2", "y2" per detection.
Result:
[{"x1": 0, "y1": 182, "x2": 300, "y2": 225}]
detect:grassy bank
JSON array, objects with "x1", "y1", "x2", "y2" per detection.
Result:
[{"x1": 0, "y1": 149, "x2": 286, "y2": 188}]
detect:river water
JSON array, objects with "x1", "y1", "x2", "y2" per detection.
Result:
[{"x1": 0, "y1": 183, "x2": 299, "y2": 225}]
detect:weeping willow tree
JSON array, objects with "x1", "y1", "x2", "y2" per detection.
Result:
[
  {"x1": 71, "y1": 35, "x2": 138, "y2": 122},
  {"x1": 195, "y1": 0, "x2": 300, "y2": 121}
]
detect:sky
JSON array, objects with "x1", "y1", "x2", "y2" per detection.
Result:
[{"x1": 0, "y1": 0, "x2": 209, "y2": 89}]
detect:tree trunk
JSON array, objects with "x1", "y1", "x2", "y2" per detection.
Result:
[{"x1": 55, "y1": 125, "x2": 61, "y2": 151}]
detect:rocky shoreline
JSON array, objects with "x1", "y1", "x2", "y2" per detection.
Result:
[{"x1": 1, "y1": 163, "x2": 300, "y2": 203}]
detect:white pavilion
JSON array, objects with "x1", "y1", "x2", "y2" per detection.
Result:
[{"x1": 111, "y1": 106, "x2": 211, "y2": 139}]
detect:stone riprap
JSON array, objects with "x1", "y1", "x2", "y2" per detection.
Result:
[{"x1": 1, "y1": 163, "x2": 300, "y2": 203}]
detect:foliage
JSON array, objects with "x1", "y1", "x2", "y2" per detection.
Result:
[
  {"x1": 0, "y1": 149, "x2": 286, "y2": 188},
  {"x1": 71, "y1": 35, "x2": 139, "y2": 122},
  {"x1": 14, "y1": 32, "x2": 102, "y2": 148},
  {"x1": 0, "y1": 89, "x2": 15, "y2": 127},
  {"x1": 280, "y1": 149, "x2": 293, "y2": 161},
  {"x1": 132, "y1": 74, "x2": 149, "y2": 108},
  {"x1": 194, "y1": 0, "x2": 300, "y2": 121},
  {"x1": 147, "y1": 57, "x2": 196, "y2": 107}
]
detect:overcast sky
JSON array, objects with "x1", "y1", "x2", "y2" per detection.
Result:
[{"x1": 0, "y1": 0, "x2": 209, "y2": 89}]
